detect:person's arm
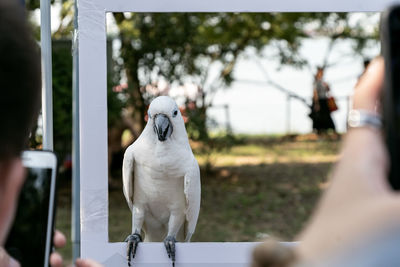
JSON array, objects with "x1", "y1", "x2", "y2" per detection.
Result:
[
  {"x1": 252, "y1": 57, "x2": 397, "y2": 267},
  {"x1": 297, "y1": 57, "x2": 393, "y2": 263}
]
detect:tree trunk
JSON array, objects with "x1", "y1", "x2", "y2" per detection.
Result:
[
  {"x1": 113, "y1": 13, "x2": 146, "y2": 136},
  {"x1": 198, "y1": 87, "x2": 209, "y2": 140},
  {"x1": 124, "y1": 57, "x2": 146, "y2": 134}
]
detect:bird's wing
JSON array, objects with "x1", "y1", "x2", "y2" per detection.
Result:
[
  {"x1": 122, "y1": 146, "x2": 135, "y2": 211},
  {"x1": 184, "y1": 158, "x2": 201, "y2": 242}
]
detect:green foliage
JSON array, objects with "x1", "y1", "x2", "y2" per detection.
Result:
[
  {"x1": 113, "y1": 13, "x2": 325, "y2": 143},
  {"x1": 51, "y1": 40, "x2": 123, "y2": 161},
  {"x1": 52, "y1": 40, "x2": 73, "y2": 159},
  {"x1": 53, "y1": 1, "x2": 74, "y2": 39},
  {"x1": 116, "y1": 13, "x2": 318, "y2": 90},
  {"x1": 25, "y1": 0, "x2": 54, "y2": 11},
  {"x1": 117, "y1": 12, "x2": 377, "y2": 86},
  {"x1": 26, "y1": 0, "x2": 74, "y2": 40}
]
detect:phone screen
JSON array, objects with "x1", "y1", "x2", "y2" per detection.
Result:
[{"x1": 5, "y1": 167, "x2": 54, "y2": 267}]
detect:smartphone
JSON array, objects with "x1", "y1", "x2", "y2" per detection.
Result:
[
  {"x1": 381, "y1": 5, "x2": 400, "y2": 189},
  {"x1": 5, "y1": 150, "x2": 57, "y2": 267}
]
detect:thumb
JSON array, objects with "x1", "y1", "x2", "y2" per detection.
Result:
[
  {"x1": 353, "y1": 57, "x2": 384, "y2": 112},
  {"x1": 76, "y1": 258, "x2": 104, "y2": 267},
  {"x1": 0, "y1": 247, "x2": 20, "y2": 267}
]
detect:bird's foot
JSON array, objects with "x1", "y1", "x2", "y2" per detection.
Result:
[
  {"x1": 164, "y1": 236, "x2": 177, "y2": 267},
  {"x1": 125, "y1": 233, "x2": 143, "y2": 267}
]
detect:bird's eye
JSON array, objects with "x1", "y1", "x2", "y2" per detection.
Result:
[{"x1": 173, "y1": 110, "x2": 178, "y2": 117}]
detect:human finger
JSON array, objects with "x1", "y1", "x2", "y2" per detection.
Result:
[
  {"x1": 53, "y1": 230, "x2": 66, "y2": 248},
  {"x1": 75, "y1": 258, "x2": 104, "y2": 267},
  {"x1": 353, "y1": 57, "x2": 384, "y2": 112},
  {"x1": 49, "y1": 252, "x2": 63, "y2": 267}
]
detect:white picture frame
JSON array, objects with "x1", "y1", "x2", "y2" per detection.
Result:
[{"x1": 78, "y1": 0, "x2": 398, "y2": 265}]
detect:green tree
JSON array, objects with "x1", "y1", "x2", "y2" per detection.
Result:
[
  {"x1": 112, "y1": 13, "x2": 324, "y2": 140},
  {"x1": 112, "y1": 12, "x2": 378, "y2": 141}
]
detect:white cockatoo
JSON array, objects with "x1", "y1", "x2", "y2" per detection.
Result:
[{"x1": 122, "y1": 96, "x2": 201, "y2": 267}]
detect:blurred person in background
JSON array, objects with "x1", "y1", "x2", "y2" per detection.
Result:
[{"x1": 310, "y1": 67, "x2": 336, "y2": 135}]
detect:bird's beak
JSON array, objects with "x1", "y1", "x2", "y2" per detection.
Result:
[{"x1": 154, "y1": 114, "x2": 173, "y2": 142}]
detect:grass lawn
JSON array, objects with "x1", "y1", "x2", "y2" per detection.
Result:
[{"x1": 55, "y1": 134, "x2": 340, "y2": 264}]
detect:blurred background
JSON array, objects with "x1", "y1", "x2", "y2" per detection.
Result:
[{"x1": 26, "y1": 1, "x2": 380, "y2": 263}]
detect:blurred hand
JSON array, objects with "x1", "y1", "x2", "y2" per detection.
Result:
[
  {"x1": 1, "y1": 230, "x2": 69, "y2": 267},
  {"x1": 296, "y1": 57, "x2": 399, "y2": 262},
  {"x1": 49, "y1": 230, "x2": 67, "y2": 267},
  {"x1": 50, "y1": 230, "x2": 104, "y2": 267},
  {"x1": 75, "y1": 259, "x2": 104, "y2": 267},
  {"x1": 0, "y1": 230, "x2": 103, "y2": 267}
]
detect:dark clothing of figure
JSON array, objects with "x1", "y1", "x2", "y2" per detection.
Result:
[
  {"x1": 311, "y1": 79, "x2": 336, "y2": 133},
  {"x1": 311, "y1": 99, "x2": 335, "y2": 132}
]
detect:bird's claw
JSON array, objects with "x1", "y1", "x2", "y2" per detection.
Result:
[
  {"x1": 125, "y1": 233, "x2": 143, "y2": 267},
  {"x1": 164, "y1": 236, "x2": 176, "y2": 267}
]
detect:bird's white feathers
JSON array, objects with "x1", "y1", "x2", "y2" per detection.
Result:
[
  {"x1": 122, "y1": 96, "x2": 201, "y2": 242},
  {"x1": 122, "y1": 146, "x2": 135, "y2": 210},
  {"x1": 183, "y1": 162, "x2": 201, "y2": 241}
]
